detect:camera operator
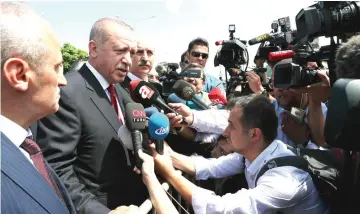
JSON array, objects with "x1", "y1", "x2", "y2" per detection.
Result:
[
  {"x1": 150, "y1": 95, "x2": 328, "y2": 213},
  {"x1": 185, "y1": 38, "x2": 226, "y2": 94},
  {"x1": 246, "y1": 62, "x2": 328, "y2": 149}
]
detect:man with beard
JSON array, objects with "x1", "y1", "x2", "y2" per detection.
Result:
[{"x1": 35, "y1": 17, "x2": 148, "y2": 213}]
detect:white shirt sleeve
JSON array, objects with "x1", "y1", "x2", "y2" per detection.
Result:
[
  {"x1": 191, "y1": 109, "x2": 229, "y2": 134},
  {"x1": 191, "y1": 167, "x2": 324, "y2": 214},
  {"x1": 192, "y1": 153, "x2": 244, "y2": 180}
]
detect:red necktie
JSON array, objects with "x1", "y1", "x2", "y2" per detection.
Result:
[
  {"x1": 108, "y1": 84, "x2": 124, "y2": 124},
  {"x1": 21, "y1": 138, "x2": 64, "y2": 202}
]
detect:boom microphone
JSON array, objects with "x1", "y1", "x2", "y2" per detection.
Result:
[
  {"x1": 124, "y1": 103, "x2": 147, "y2": 169},
  {"x1": 129, "y1": 80, "x2": 188, "y2": 124},
  {"x1": 208, "y1": 87, "x2": 227, "y2": 105},
  {"x1": 171, "y1": 80, "x2": 210, "y2": 110},
  {"x1": 248, "y1": 33, "x2": 272, "y2": 45},
  {"x1": 268, "y1": 50, "x2": 295, "y2": 62},
  {"x1": 148, "y1": 112, "x2": 170, "y2": 155}
]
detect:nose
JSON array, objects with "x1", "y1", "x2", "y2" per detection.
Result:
[
  {"x1": 57, "y1": 70, "x2": 67, "y2": 86},
  {"x1": 141, "y1": 51, "x2": 149, "y2": 60},
  {"x1": 122, "y1": 51, "x2": 132, "y2": 67},
  {"x1": 223, "y1": 125, "x2": 230, "y2": 138}
]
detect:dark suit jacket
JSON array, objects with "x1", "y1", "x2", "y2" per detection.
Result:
[
  {"x1": 120, "y1": 75, "x2": 164, "y2": 101},
  {"x1": 35, "y1": 65, "x2": 148, "y2": 214},
  {"x1": 1, "y1": 133, "x2": 76, "y2": 214}
]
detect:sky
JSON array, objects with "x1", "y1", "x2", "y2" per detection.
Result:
[{"x1": 27, "y1": 0, "x2": 329, "y2": 78}]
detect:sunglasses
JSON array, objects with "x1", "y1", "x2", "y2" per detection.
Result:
[{"x1": 191, "y1": 51, "x2": 209, "y2": 59}]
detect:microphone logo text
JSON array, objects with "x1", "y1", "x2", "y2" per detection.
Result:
[
  {"x1": 155, "y1": 127, "x2": 169, "y2": 135},
  {"x1": 139, "y1": 85, "x2": 154, "y2": 99}
]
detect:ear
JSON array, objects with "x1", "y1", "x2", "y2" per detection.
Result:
[
  {"x1": 89, "y1": 40, "x2": 98, "y2": 58},
  {"x1": 2, "y1": 58, "x2": 31, "y2": 92},
  {"x1": 249, "y1": 128, "x2": 262, "y2": 141}
]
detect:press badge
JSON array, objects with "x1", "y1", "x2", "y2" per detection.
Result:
[{"x1": 290, "y1": 107, "x2": 306, "y2": 125}]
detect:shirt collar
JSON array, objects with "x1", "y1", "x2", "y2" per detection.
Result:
[
  {"x1": 245, "y1": 140, "x2": 282, "y2": 176},
  {"x1": 86, "y1": 61, "x2": 110, "y2": 91},
  {"x1": 0, "y1": 115, "x2": 29, "y2": 148},
  {"x1": 127, "y1": 72, "x2": 148, "y2": 82}
]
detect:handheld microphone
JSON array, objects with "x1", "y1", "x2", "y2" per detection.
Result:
[
  {"x1": 144, "y1": 107, "x2": 159, "y2": 118},
  {"x1": 148, "y1": 112, "x2": 170, "y2": 155},
  {"x1": 268, "y1": 50, "x2": 295, "y2": 62},
  {"x1": 172, "y1": 80, "x2": 210, "y2": 110},
  {"x1": 167, "y1": 93, "x2": 187, "y2": 105},
  {"x1": 208, "y1": 87, "x2": 227, "y2": 105},
  {"x1": 124, "y1": 103, "x2": 147, "y2": 169}
]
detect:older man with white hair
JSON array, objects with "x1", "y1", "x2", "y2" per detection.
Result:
[{"x1": 1, "y1": 2, "x2": 138, "y2": 214}]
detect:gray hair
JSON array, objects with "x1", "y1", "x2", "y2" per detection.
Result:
[
  {"x1": 1, "y1": 1, "x2": 50, "y2": 71},
  {"x1": 335, "y1": 35, "x2": 360, "y2": 79},
  {"x1": 89, "y1": 17, "x2": 133, "y2": 46}
]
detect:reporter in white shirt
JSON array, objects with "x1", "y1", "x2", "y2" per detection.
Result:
[{"x1": 151, "y1": 94, "x2": 328, "y2": 214}]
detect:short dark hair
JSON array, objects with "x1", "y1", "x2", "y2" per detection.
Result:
[
  {"x1": 180, "y1": 50, "x2": 187, "y2": 63},
  {"x1": 335, "y1": 35, "x2": 360, "y2": 79},
  {"x1": 233, "y1": 95, "x2": 278, "y2": 144},
  {"x1": 187, "y1": 37, "x2": 209, "y2": 53}
]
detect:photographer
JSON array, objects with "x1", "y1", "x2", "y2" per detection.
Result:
[
  {"x1": 185, "y1": 38, "x2": 225, "y2": 94},
  {"x1": 247, "y1": 63, "x2": 328, "y2": 148}
]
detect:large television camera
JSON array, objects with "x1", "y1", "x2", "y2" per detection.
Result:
[
  {"x1": 273, "y1": 1, "x2": 360, "y2": 88},
  {"x1": 214, "y1": 24, "x2": 250, "y2": 95}
]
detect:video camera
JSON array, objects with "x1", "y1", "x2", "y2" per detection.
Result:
[
  {"x1": 214, "y1": 24, "x2": 250, "y2": 95},
  {"x1": 155, "y1": 62, "x2": 180, "y2": 97},
  {"x1": 273, "y1": 1, "x2": 360, "y2": 88}
]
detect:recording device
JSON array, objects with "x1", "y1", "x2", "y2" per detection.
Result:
[
  {"x1": 248, "y1": 17, "x2": 297, "y2": 46},
  {"x1": 214, "y1": 24, "x2": 250, "y2": 95},
  {"x1": 148, "y1": 112, "x2": 171, "y2": 155},
  {"x1": 273, "y1": 59, "x2": 321, "y2": 88},
  {"x1": 208, "y1": 87, "x2": 227, "y2": 105},
  {"x1": 124, "y1": 103, "x2": 146, "y2": 169},
  {"x1": 144, "y1": 107, "x2": 159, "y2": 118},
  {"x1": 171, "y1": 80, "x2": 210, "y2": 110},
  {"x1": 325, "y1": 79, "x2": 360, "y2": 150},
  {"x1": 167, "y1": 93, "x2": 186, "y2": 105},
  {"x1": 296, "y1": 1, "x2": 360, "y2": 43},
  {"x1": 269, "y1": 50, "x2": 295, "y2": 62},
  {"x1": 156, "y1": 62, "x2": 181, "y2": 97},
  {"x1": 129, "y1": 80, "x2": 188, "y2": 124}
]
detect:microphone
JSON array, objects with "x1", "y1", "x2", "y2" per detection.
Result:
[
  {"x1": 248, "y1": 33, "x2": 271, "y2": 45},
  {"x1": 171, "y1": 80, "x2": 210, "y2": 110},
  {"x1": 208, "y1": 87, "x2": 227, "y2": 105},
  {"x1": 124, "y1": 103, "x2": 147, "y2": 169},
  {"x1": 268, "y1": 50, "x2": 295, "y2": 62},
  {"x1": 148, "y1": 112, "x2": 170, "y2": 155},
  {"x1": 144, "y1": 107, "x2": 159, "y2": 118},
  {"x1": 129, "y1": 80, "x2": 188, "y2": 124},
  {"x1": 167, "y1": 93, "x2": 186, "y2": 104}
]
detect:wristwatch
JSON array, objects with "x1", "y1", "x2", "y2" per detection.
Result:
[{"x1": 260, "y1": 90, "x2": 269, "y2": 98}]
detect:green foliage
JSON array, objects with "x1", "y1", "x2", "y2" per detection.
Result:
[{"x1": 61, "y1": 43, "x2": 88, "y2": 74}]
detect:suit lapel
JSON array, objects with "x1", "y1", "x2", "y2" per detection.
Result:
[
  {"x1": 79, "y1": 66, "x2": 121, "y2": 133},
  {"x1": 1, "y1": 133, "x2": 67, "y2": 213}
]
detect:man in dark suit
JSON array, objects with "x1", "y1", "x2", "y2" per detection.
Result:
[
  {"x1": 0, "y1": 2, "x2": 74, "y2": 213},
  {"x1": 121, "y1": 39, "x2": 163, "y2": 97},
  {"x1": 35, "y1": 17, "x2": 149, "y2": 213}
]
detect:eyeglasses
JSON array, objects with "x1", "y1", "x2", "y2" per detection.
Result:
[{"x1": 191, "y1": 51, "x2": 209, "y2": 59}]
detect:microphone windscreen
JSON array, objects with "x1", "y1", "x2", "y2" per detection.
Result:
[
  {"x1": 171, "y1": 80, "x2": 196, "y2": 101},
  {"x1": 144, "y1": 107, "x2": 159, "y2": 117},
  {"x1": 129, "y1": 80, "x2": 160, "y2": 105},
  {"x1": 124, "y1": 103, "x2": 146, "y2": 131},
  {"x1": 117, "y1": 125, "x2": 133, "y2": 150},
  {"x1": 208, "y1": 87, "x2": 227, "y2": 104},
  {"x1": 167, "y1": 93, "x2": 186, "y2": 104},
  {"x1": 148, "y1": 112, "x2": 170, "y2": 141}
]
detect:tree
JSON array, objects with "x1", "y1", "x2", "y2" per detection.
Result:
[{"x1": 61, "y1": 43, "x2": 88, "y2": 74}]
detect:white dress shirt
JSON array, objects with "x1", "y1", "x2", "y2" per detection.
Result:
[
  {"x1": 0, "y1": 115, "x2": 34, "y2": 165},
  {"x1": 127, "y1": 72, "x2": 148, "y2": 82},
  {"x1": 86, "y1": 62, "x2": 125, "y2": 124},
  {"x1": 191, "y1": 140, "x2": 329, "y2": 214}
]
